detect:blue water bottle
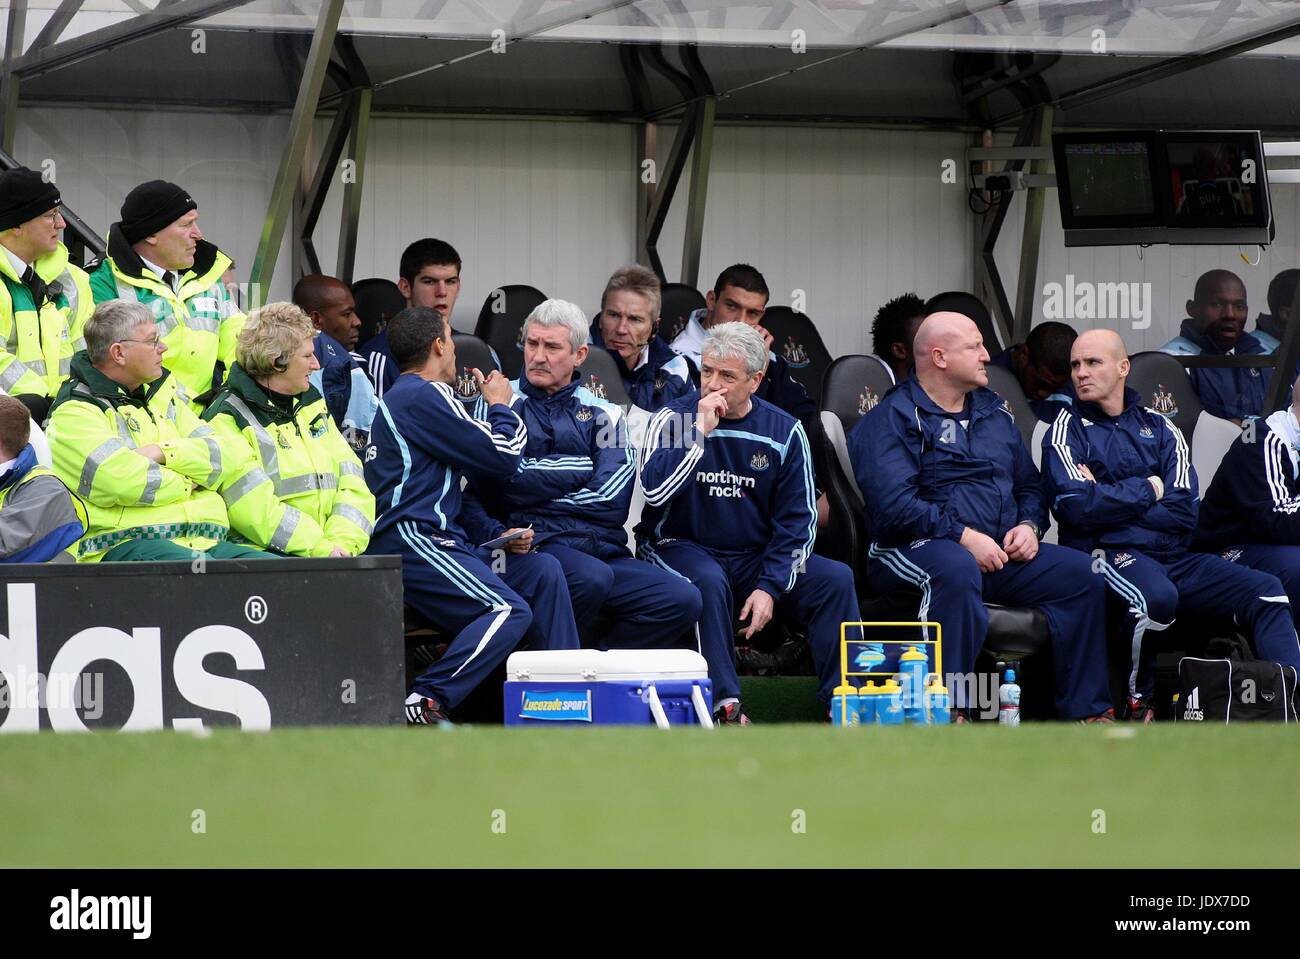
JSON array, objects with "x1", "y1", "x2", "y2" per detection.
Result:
[
  {"x1": 855, "y1": 682, "x2": 879, "y2": 724},
  {"x1": 926, "y1": 678, "x2": 950, "y2": 724},
  {"x1": 879, "y1": 679, "x2": 904, "y2": 725},
  {"x1": 998, "y1": 668, "x2": 1021, "y2": 726},
  {"x1": 832, "y1": 684, "x2": 857, "y2": 726},
  {"x1": 899, "y1": 646, "x2": 929, "y2": 724}
]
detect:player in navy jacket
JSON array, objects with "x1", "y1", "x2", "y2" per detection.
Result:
[
  {"x1": 1193, "y1": 372, "x2": 1300, "y2": 653},
  {"x1": 464, "y1": 300, "x2": 700, "y2": 649},
  {"x1": 1042, "y1": 329, "x2": 1298, "y2": 720},
  {"x1": 850, "y1": 312, "x2": 1113, "y2": 722},
  {"x1": 589, "y1": 264, "x2": 694, "y2": 412},
  {"x1": 1159, "y1": 270, "x2": 1273, "y2": 421},
  {"x1": 364, "y1": 306, "x2": 579, "y2": 725},
  {"x1": 637, "y1": 322, "x2": 858, "y2": 723}
]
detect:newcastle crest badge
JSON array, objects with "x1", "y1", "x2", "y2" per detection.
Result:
[
  {"x1": 1149, "y1": 384, "x2": 1178, "y2": 418},
  {"x1": 783, "y1": 337, "x2": 810, "y2": 369},
  {"x1": 751, "y1": 451, "x2": 770, "y2": 471},
  {"x1": 585, "y1": 376, "x2": 608, "y2": 401},
  {"x1": 858, "y1": 386, "x2": 880, "y2": 416},
  {"x1": 455, "y1": 370, "x2": 480, "y2": 399},
  {"x1": 575, "y1": 406, "x2": 593, "y2": 422}
]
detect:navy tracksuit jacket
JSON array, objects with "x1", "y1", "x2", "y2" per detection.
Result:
[
  {"x1": 849, "y1": 377, "x2": 1111, "y2": 719},
  {"x1": 358, "y1": 330, "x2": 399, "y2": 400},
  {"x1": 1042, "y1": 387, "x2": 1299, "y2": 695},
  {"x1": 636, "y1": 393, "x2": 856, "y2": 704},
  {"x1": 1160, "y1": 321, "x2": 1272, "y2": 421},
  {"x1": 1191, "y1": 408, "x2": 1300, "y2": 666},
  {"x1": 364, "y1": 373, "x2": 579, "y2": 708},
  {"x1": 463, "y1": 373, "x2": 700, "y2": 649}
]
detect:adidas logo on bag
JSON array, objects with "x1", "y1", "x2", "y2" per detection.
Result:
[{"x1": 1183, "y1": 686, "x2": 1204, "y2": 721}]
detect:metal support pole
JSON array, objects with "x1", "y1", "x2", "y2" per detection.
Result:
[
  {"x1": 1012, "y1": 103, "x2": 1053, "y2": 344},
  {"x1": 248, "y1": 0, "x2": 344, "y2": 299},
  {"x1": 1, "y1": 0, "x2": 28, "y2": 154},
  {"x1": 336, "y1": 85, "x2": 371, "y2": 285},
  {"x1": 635, "y1": 120, "x2": 656, "y2": 269},
  {"x1": 680, "y1": 94, "x2": 715, "y2": 290}
]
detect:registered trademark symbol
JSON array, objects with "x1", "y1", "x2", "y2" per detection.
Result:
[{"x1": 244, "y1": 596, "x2": 268, "y2": 624}]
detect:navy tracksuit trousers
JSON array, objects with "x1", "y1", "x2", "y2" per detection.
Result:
[
  {"x1": 375, "y1": 520, "x2": 580, "y2": 708},
  {"x1": 1103, "y1": 547, "x2": 1300, "y2": 697},
  {"x1": 541, "y1": 542, "x2": 702, "y2": 649},
  {"x1": 865, "y1": 539, "x2": 1112, "y2": 719},
  {"x1": 640, "y1": 539, "x2": 858, "y2": 705}
]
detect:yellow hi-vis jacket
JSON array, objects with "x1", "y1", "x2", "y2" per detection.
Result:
[
  {"x1": 202, "y1": 363, "x2": 374, "y2": 556},
  {"x1": 46, "y1": 352, "x2": 231, "y2": 561},
  {"x1": 0, "y1": 241, "x2": 93, "y2": 398},
  {"x1": 89, "y1": 224, "x2": 244, "y2": 405}
]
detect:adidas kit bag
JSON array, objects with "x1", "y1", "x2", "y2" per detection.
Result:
[{"x1": 1175, "y1": 656, "x2": 1297, "y2": 723}]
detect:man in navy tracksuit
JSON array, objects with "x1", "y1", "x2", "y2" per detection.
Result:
[
  {"x1": 1042, "y1": 329, "x2": 1298, "y2": 721},
  {"x1": 850, "y1": 312, "x2": 1113, "y2": 722},
  {"x1": 364, "y1": 306, "x2": 579, "y2": 725},
  {"x1": 1160, "y1": 269, "x2": 1272, "y2": 421},
  {"x1": 589, "y1": 265, "x2": 694, "y2": 413},
  {"x1": 464, "y1": 299, "x2": 701, "y2": 649},
  {"x1": 1193, "y1": 371, "x2": 1300, "y2": 665},
  {"x1": 637, "y1": 322, "x2": 858, "y2": 724}
]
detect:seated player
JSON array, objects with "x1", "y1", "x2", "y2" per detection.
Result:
[
  {"x1": 1160, "y1": 269, "x2": 1271, "y2": 422},
  {"x1": 359, "y1": 238, "x2": 462, "y2": 399},
  {"x1": 292, "y1": 274, "x2": 378, "y2": 450},
  {"x1": 989, "y1": 320, "x2": 1077, "y2": 422},
  {"x1": 1193, "y1": 369, "x2": 1300, "y2": 649},
  {"x1": 46, "y1": 299, "x2": 270, "y2": 562},
  {"x1": 202, "y1": 302, "x2": 375, "y2": 557},
  {"x1": 0, "y1": 393, "x2": 85, "y2": 562},
  {"x1": 464, "y1": 298, "x2": 701, "y2": 648},
  {"x1": 589, "y1": 265, "x2": 694, "y2": 412},
  {"x1": 638, "y1": 322, "x2": 858, "y2": 724},
  {"x1": 1252, "y1": 268, "x2": 1297, "y2": 354},
  {"x1": 363, "y1": 306, "x2": 579, "y2": 725},
  {"x1": 1043, "y1": 329, "x2": 1299, "y2": 721},
  {"x1": 870, "y1": 292, "x2": 926, "y2": 383},
  {"x1": 850, "y1": 311, "x2": 1113, "y2": 723}
]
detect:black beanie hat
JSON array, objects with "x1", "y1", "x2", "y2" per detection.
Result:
[
  {"x1": 120, "y1": 179, "x2": 197, "y2": 245},
  {"x1": 0, "y1": 167, "x2": 61, "y2": 232}
]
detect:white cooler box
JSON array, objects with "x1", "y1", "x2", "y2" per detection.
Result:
[{"x1": 503, "y1": 649, "x2": 714, "y2": 727}]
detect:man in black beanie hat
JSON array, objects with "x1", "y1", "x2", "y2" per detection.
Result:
[
  {"x1": 0, "y1": 167, "x2": 94, "y2": 423},
  {"x1": 89, "y1": 179, "x2": 245, "y2": 407}
]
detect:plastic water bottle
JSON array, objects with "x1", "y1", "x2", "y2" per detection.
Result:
[
  {"x1": 878, "y1": 679, "x2": 904, "y2": 725},
  {"x1": 855, "y1": 682, "x2": 879, "y2": 724},
  {"x1": 925, "y1": 678, "x2": 950, "y2": 725},
  {"x1": 998, "y1": 668, "x2": 1021, "y2": 726},
  {"x1": 832, "y1": 684, "x2": 857, "y2": 726},
  {"x1": 899, "y1": 646, "x2": 929, "y2": 723}
]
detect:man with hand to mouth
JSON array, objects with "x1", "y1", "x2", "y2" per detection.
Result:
[{"x1": 638, "y1": 321, "x2": 858, "y2": 724}]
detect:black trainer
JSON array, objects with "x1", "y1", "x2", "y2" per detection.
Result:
[{"x1": 406, "y1": 696, "x2": 451, "y2": 725}]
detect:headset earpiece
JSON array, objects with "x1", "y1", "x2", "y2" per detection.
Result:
[{"x1": 273, "y1": 352, "x2": 289, "y2": 372}]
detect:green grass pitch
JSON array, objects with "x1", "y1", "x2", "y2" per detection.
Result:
[{"x1": 2, "y1": 724, "x2": 1297, "y2": 867}]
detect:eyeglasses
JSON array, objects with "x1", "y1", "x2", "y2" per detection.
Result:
[{"x1": 117, "y1": 336, "x2": 162, "y2": 349}]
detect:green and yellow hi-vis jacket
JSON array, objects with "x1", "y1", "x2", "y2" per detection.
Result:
[
  {"x1": 0, "y1": 241, "x2": 93, "y2": 399},
  {"x1": 203, "y1": 362, "x2": 375, "y2": 557},
  {"x1": 88, "y1": 224, "x2": 244, "y2": 407},
  {"x1": 46, "y1": 352, "x2": 231, "y2": 561}
]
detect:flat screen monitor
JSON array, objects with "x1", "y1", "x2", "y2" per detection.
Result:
[{"x1": 1052, "y1": 130, "x2": 1272, "y2": 247}]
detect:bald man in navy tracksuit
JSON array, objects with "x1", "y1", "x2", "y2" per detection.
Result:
[
  {"x1": 364, "y1": 307, "x2": 579, "y2": 724},
  {"x1": 850, "y1": 312, "x2": 1113, "y2": 722},
  {"x1": 1042, "y1": 329, "x2": 1298, "y2": 722},
  {"x1": 637, "y1": 322, "x2": 858, "y2": 724}
]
